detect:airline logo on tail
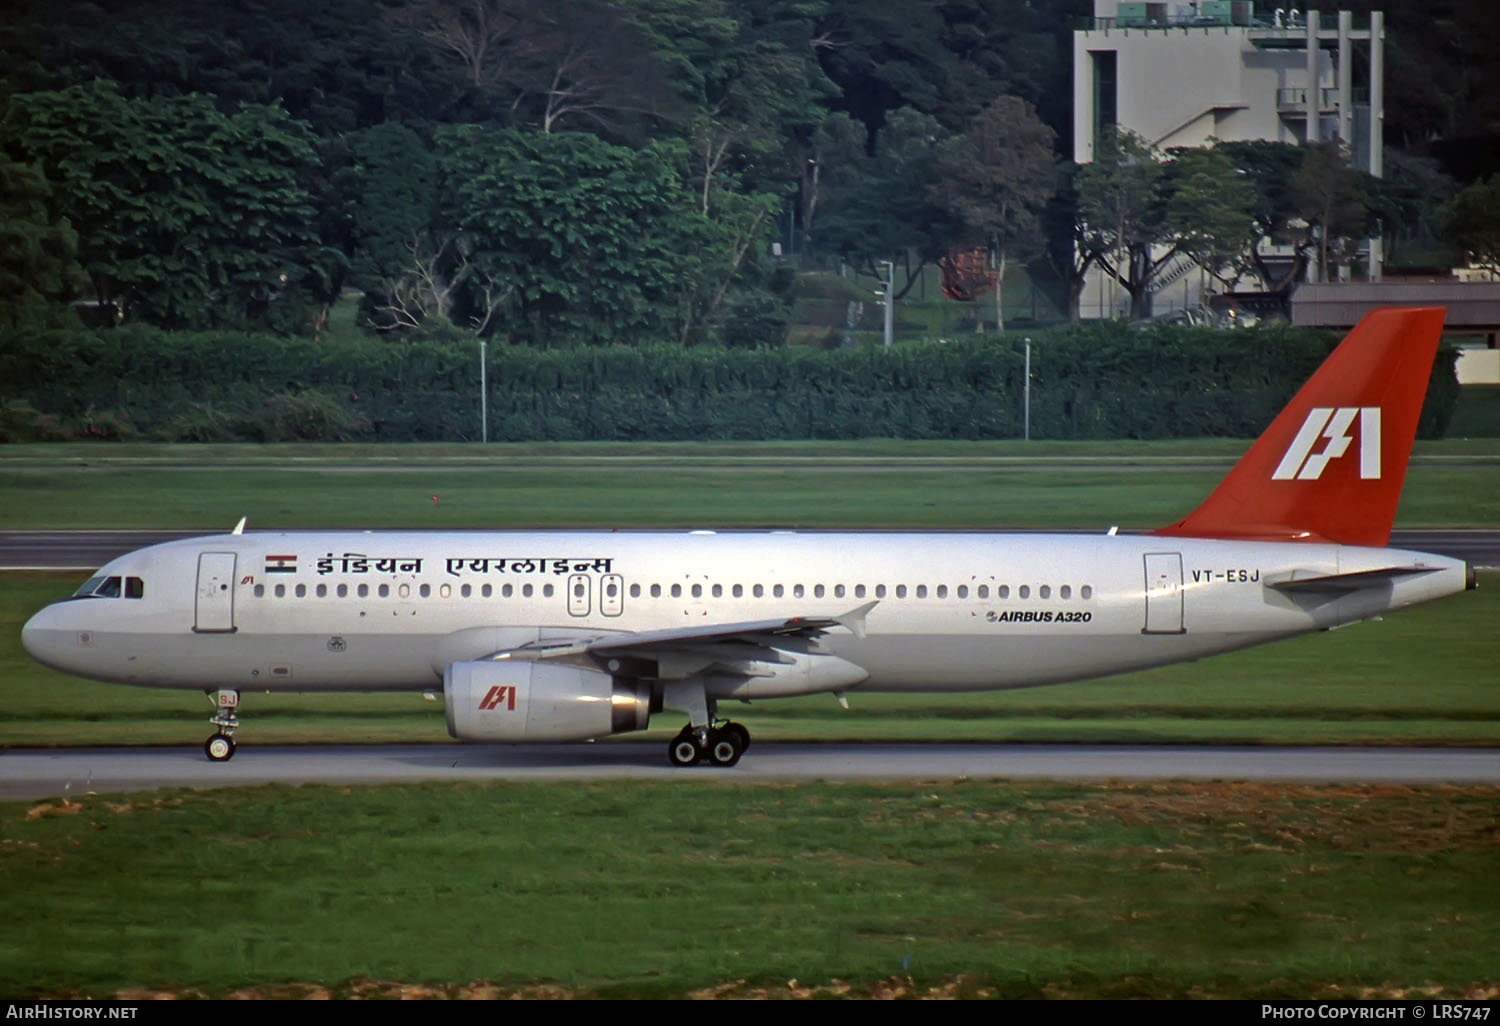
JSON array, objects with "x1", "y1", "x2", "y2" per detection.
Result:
[{"x1": 1272, "y1": 406, "x2": 1381, "y2": 481}]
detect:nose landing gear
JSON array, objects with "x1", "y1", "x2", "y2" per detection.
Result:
[{"x1": 204, "y1": 689, "x2": 239, "y2": 761}]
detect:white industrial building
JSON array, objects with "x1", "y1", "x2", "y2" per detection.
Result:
[{"x1": 1071, "y1": 2, "x2": 1385, "y2": 319}]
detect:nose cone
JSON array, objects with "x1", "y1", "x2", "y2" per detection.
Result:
[{"x1": 22, "y1": 603, "x2": 71, "y2": 672}]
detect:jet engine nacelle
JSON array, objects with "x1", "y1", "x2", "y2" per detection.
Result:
[{"x1": 444, "y1": 660, "x2": 652, "y2": 742}]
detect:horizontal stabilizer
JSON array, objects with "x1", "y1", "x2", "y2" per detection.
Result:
[{"x1": 1266, "y1": 565, "x2": 1439, "y2": 594}]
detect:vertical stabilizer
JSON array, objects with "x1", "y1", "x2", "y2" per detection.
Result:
[{"x1": 1154, "y1": 306, "x2": 1444, "y2": 547}]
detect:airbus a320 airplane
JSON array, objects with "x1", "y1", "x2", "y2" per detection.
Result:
[{"x1": 22, "y1": 307, "x2": 1475, "y2": 767}]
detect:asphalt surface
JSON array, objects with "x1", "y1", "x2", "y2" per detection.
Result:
[
  {"x1": 4, "y1": 742, "x2": 1499, "y2": 800},
  {"x1": 4, "y1": 528, "x2": 1499, "y2": 570}
]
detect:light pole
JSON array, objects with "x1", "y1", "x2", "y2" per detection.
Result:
[
  {"x1": 881, "y1": 260, "x2": 894, "y2": 348},
  {"x1": 479, "y1": 339, "x2": 488, "y2": 444},
  {"x1": 1023, "y1": 336, "x2": 1031, "y2": 442}
]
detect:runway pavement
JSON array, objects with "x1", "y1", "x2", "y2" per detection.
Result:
[
  {"x1": 4, "y1": 528, "x2": 1499, "y2": 570},
  {"x1": 4, "y1": 742, "x2": 1499, "y2": 801}
]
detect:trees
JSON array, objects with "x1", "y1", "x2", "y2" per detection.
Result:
[
  {"x1": 815, "y1": 108, "x2": 961, "y2": 296},
  {"x1": 397, "y1": 0, "x2": 685, "y2": 137},
  {"x1": 1074, "y1": 130, "x2": 1165, "y2": 319},
  {"x1": 2, "y1": 81, "x2": 332, "y2": 330},
  {"x1": 0, "y1": 156, "x2": 86, "y2": 327},
  {"x1": 347, "y1": 122, "x2": 440, "y2": 307},
  {"x1": 1075, "y1": 131, "x2": 1256, "y2": 319},
  {"x1": 1291, "y1": 142, "x2": 1368, "y2": 283},
  {"x1": 931, "y1": 96, "x2": 1054, "y2": 333},
  {"x1": 438, "y1": 126, "x2": 709, "y2": 346},
  {"x1": 1440, "y1": 174, "x2": 1500, "y2": 275},
  {"x1": 1160, "y1": 146, "x2": 1257, "y2": 289}
]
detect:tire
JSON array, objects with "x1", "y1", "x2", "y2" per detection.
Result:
[
  {"x1": 724, "y1": 722, "x2": 750, "y2": 753},
  {"x1": 707, "y1": 729, "x2": 743, "y2": 768},
  {"x1": 204, "y1": 734, "x2": 236, "y2": 762},
  {"x1": 668, "y1": 737, "x2": 701, "y2": 767}
]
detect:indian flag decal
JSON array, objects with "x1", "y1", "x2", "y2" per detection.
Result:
[{"x1": 265, "y1": 555, "x2": 297, "y2": 574}]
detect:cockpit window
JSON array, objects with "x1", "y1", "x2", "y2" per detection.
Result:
[
  {"x1": 72, "y1": 576, "x2": 106, "y2": 597},
  {"x1": 70, "y1": 575, "x2": 144, "y2": 599}
]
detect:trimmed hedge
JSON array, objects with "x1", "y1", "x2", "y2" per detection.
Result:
[{"x1": 0, "y1": 322, "x2": 1458, "y2": 442}]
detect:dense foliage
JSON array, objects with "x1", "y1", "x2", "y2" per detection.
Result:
[
  {"x1": 1, "y1": 0, "x2": 1491, "y2": 337},
  {"x1": 0, "y1": 323, "x2": 1457, "y2": 443}
]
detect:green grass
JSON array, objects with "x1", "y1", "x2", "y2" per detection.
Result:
[
  {"x1": 0, "y1": 439, "x2": 1496, "y2": 529},
  {"x1": 3, "y1": 781, "x2": 1496, "y2": 998},
  {"x1": 5, "y1": 572, "x2": 1496, "y2": 748}
]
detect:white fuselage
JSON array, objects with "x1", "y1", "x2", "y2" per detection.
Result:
[{"x1": 22, "y1": 530, "x2": 1469, "y2": 696}]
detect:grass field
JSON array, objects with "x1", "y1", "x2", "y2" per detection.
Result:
[
  {"x1": 4, "y1": 781, "x2": 1497, "y2": 999},
  {"x1": 0, "y1": 439, "x2": 1497, "y2": 529}
]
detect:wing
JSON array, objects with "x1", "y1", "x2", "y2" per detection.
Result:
[{"x1": 491, "y1": 601, "x2": 880, "y2": 662}]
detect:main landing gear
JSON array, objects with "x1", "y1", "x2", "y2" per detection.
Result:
[
  {"x1": 204, "y1": 688, "x2": 239, "y2": 762},
  {"x1": 668, "y1": 720, "x2": 750, "y2": 768}
]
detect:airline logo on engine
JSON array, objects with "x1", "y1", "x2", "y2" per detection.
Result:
[
  {"x1": 478, "y1": 685, "x2": 517, "y2": 712},
  {"x1": 1272, "y1": 406, "x2": 1381, "y2": 481}
]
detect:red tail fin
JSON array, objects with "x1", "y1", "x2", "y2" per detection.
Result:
[{"x1": 1154, "y1": 306, "x2": 1444, "y2": 547}]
